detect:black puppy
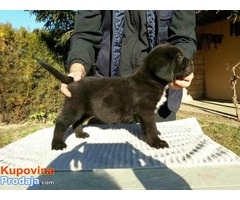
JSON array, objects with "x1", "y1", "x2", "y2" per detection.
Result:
[{"x1": 37, "y1": 44, "x2": 194, "y2": 150}]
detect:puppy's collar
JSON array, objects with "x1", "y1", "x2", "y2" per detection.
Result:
[{"x1": 150, "y1": 72, "x2": 169, "y2": 86}]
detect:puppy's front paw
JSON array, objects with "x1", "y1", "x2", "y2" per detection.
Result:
[
  {"x1": 52, "y1": 140, "x2": 67, "y2": 150},
  {"x1": 75, "y1": 131, "x2": 90, "y2": 139},
  {"x1": 146, "y1": 136, "x2": 169, "y2": 149}
]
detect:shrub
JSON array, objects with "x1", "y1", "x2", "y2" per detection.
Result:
[{"x1": 0, "y1": 24, "x2": 65, "y2": 123}]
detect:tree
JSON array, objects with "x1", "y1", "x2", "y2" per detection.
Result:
[
  {"x1": 30, "y1": 10, "x2": 76, "y2": 31},
  {"x1": 28, "y1": 10, "x2": 76, "y2": 62},
  {"x1": 229, "y1": 61, "x2": 240, "y2": 121}
]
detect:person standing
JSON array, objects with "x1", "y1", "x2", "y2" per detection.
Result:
[{"x1": 61, "y1": 10, "x2": 197, "y2": 121}]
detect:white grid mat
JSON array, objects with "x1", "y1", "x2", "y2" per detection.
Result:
[{"x1": 0, "y1": 118, "x2": 239, "y2": 171}]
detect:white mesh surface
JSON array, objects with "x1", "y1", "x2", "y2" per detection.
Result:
[{"x1": 0, "y1": 118, "x2": 239, "y2": 171}]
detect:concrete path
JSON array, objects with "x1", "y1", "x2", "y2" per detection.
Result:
[{"x1": 180, "y1": 100, "x2": 238, "y2": 119}]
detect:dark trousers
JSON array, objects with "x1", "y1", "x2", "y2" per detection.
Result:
[{"x1": 155, "y1": 101, "x2": 176, "y2": 122}]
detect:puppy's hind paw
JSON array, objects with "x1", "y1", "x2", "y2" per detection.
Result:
[
  {"x1": 52, "y1": 141, "x2": 67, "y2": 150},
  {"x1": 159, "y1": 140, "x2": 169, "y2": 148}
]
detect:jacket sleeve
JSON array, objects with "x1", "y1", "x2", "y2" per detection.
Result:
[
  {"x1": 167, "y1": 10, "x2": 197, "y2": 59},
  {"x1": 66, "y1": 10, "x2": 103, "y2": 73}
]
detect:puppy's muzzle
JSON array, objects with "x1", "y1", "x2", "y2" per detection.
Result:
[
  {"x1": 184, "y1": 59, "x2": 194, "y2": 76},
  {"x1": 176, "y1": 58, "x2": 194, "y2": 80}
]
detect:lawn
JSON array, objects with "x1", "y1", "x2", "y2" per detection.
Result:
[
  {"x1": 177, "y1": 110, "x2": 240, "y2": 156},
  {"x1": 0, "y1": 121, "x2": 54, "y2": 148}
]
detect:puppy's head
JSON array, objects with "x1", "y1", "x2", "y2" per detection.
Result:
[{"x1": 143, "y1": 44, "x2": 194, "y2": 84}]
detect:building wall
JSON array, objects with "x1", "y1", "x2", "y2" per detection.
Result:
[
  {"x1": 187, "y1": 50, "x2": 205, "y2": 100},
  {"x1": 187, "y1": 19, "x2": 240, "y2": 101},
  {"x1": 199, "y1": 20, "x2": 240, "y2": 101}
]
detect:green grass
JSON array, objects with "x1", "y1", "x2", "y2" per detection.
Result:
[
  {"x1": 200, "y1": 120, "x2": 240, "y2": 156},
  {"x1": 177, "y1": 111, "x2": 240, "y2": 156},
  {"x1": 0, "y1": 121, "x2": 54, "y2": 148}
]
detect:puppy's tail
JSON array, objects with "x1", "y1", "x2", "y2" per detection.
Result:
[{"x1": 36, "y1": 58, "x2": 74, "y2": 84}]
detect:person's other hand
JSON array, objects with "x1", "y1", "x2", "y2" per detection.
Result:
[
  {"x1": 168, "y1": 72, "x2": 194, "y2": 89},
  {"x1": 60, "y1": 63, "x2": 86, "y2": 97}
]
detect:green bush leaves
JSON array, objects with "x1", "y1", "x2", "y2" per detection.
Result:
[{"x1": 0, "y1": 24, "x2": 64, "y2": 123}]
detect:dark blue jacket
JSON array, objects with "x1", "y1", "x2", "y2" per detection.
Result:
[{"x1": 67, "y1": 10, "x2": 196, "y2": 76}]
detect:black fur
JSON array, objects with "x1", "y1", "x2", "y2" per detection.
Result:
[{"x1": 37, "y1": 44, "x2": 194, "y2": 150}]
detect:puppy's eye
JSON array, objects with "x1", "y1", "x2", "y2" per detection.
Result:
[{"x1": 177, "y1": 55, "x2": 183, "y2": 63}]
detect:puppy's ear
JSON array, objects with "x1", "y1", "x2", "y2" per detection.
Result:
[
  {"x1": 144, "y1": 53, "x2": 174, "y2": 83},
  {"x1": 153, "y1": 65, "x2": 174, "y2": 82},
  {"x1": 144, "y1": 44, "x2": 182, "y2": 83}
]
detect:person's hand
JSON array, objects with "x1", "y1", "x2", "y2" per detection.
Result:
[
  {"x1": 168, "y1": 72, "x2": 194, "y2": 89},
  {"x1": 60, "y1": 63, "x2": 86, "y2": 97}
]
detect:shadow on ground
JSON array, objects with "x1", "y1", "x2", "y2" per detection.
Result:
[{"x1": 28, "y1": 126, "x2": 191, "y2": 190}]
